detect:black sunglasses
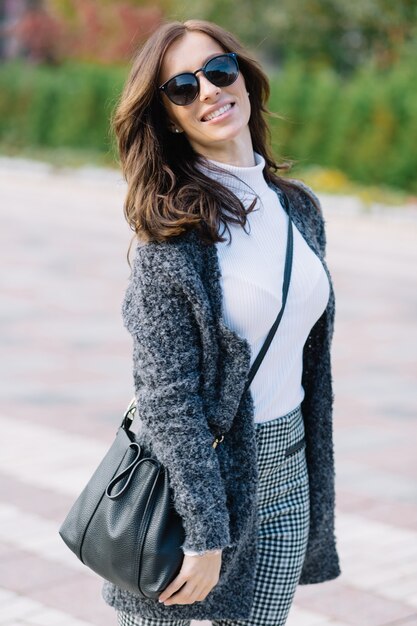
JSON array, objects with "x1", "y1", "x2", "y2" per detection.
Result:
[{"x1": 159, "y1": 52, "x2": 239, "y2": 106}]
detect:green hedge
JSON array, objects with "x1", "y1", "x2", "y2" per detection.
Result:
[
  {"x1": 0, "y1": 61, "x2": 125, "y2": 156},
  {"x1": 269, "y1": 58, "x2": 417, "y2": 191},
  {"x1": 1, "y1": 58, "x2": 416, "y2": 191}
]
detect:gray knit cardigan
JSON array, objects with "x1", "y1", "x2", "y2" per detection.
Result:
[{"x1": 102, "y1": 181, "x2": 341, "y2": 621}]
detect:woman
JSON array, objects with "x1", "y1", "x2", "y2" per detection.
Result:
[{"x1": 103, "y1": 18, "x2": 341, "y2": 626}]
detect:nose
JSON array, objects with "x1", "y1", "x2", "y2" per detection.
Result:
[{"x1": 197, "y1": 73, "x2": 220, "y2": 101}]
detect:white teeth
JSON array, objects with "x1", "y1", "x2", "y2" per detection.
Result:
[{"x1": 203, "y1": 103, "x2": 232, "y2": 122}]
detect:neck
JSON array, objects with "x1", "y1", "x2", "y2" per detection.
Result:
[{"x1": 191, "y1": 128, "x2": 255, "y2": 167}]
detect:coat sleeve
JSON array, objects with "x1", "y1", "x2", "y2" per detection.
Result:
[{"x1": 122, "y1": 244, "x2": 231, "y2": 554}]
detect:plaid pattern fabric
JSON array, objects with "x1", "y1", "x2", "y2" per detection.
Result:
[
  {"x1": 117, "y1": 404, "x2": 309, "y2": 626},
  {"x1": 117, "y1": 617, "x2": 186, "y2": 626}
]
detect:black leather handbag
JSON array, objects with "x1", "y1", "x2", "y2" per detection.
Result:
[{"x1": 59, "y1": 191, "x2": 293, "y2": 600}]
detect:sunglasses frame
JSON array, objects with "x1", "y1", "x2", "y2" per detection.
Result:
[{"x1": 159, "y1": 52, "x2": 239, "y2": 106}]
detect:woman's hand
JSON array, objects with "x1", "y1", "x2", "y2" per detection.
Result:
[{"x1": 158, "y1": 551, "x2": 222, "y2": 605}]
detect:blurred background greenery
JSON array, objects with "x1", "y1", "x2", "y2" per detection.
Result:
[{"x1": 1, "y1": 0, "x2": 416, "y2": 202}]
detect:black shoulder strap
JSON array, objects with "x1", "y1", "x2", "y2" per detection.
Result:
[{"x1": 242, "y1": 188, "x2": 293, "y2": 395}]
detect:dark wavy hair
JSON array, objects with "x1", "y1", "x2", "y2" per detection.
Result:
[{"x1": 111, "y1": 19, "x2": 315, "y2": 254}]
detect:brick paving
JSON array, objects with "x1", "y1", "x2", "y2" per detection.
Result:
[{"x1": 0, "y1": 155, "x2": 416, "y2": 626}]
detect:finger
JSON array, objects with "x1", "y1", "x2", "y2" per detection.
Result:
[
  {"x1": 158, "y1": 577, "x2": 187, "y2": 603},
  {"x1": 195, "y1": 584, "x2": 211, "y2": 602},
  {"x1": 194, "y1": 590, "x2": 208, "y2": 602},
  {"x1": 163, "y1": 581, "x2": 199, "y2": 606},
  {"x1": 197, "y1": 578, "x2": 218, "y2": 601},
  {"x1": 163, "y1": 582, "x2": 198, "y2": 606}
]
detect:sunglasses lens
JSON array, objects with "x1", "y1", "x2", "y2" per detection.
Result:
[
  {"x1": 206, "y1": 54, "x2": 239, "y2": 87},
  {"x1": 165, "y1": 74, "x2": 199, "y2": 106}
]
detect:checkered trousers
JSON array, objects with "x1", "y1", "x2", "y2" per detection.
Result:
[{"x1": 117, "y1": 404, "x2": 310, "y2": 626}]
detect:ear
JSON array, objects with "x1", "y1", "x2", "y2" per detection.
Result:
[{"x1": 168, "y1": 123, "x2": 183, "y2": 134}]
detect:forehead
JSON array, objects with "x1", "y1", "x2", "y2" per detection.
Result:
[{"x1": 160, "y1": 31, "x2": 225, "y2": 81}]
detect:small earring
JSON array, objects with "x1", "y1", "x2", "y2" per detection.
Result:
[
  {"x1": 247, "y1": 92, "x2": 250, "y2": 97},
  {"x1": 175, "y1": 128, "x2": 180, "y2": 133}
]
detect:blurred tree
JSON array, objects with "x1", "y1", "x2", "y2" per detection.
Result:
[
  {"x1": 10, "y1": 0, "x2": 62, "y2": 64},
  {"x1": 0, "y1": 0, "x2": 165, "y2": 65},
  {"x1": 0, "y1": 0, "x2": 63, "y2": 63},
  {"x1": 2, "y1": 0, "x2": 415, "y2": 70},
  {"x1": 45, "y1": 0, "x2": 164, "y2": 64},
  {"x1": 179, "y1": 0, "x2": 417, "y2": 73}
]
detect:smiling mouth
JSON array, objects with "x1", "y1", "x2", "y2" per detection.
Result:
[{"x1": 201, "y1": 102, "x2": 235, "y2": 122}]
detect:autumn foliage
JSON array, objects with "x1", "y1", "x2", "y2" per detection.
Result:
[{"x1": 4, "y1": 0, "x2": 164, "y2": 65}]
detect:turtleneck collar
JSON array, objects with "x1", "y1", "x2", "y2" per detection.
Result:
[{"x1": 195, "y1": 151, "x2": 270, "y2": 201}]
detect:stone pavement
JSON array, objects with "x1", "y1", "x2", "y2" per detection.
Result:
[{"x1": 0, "y1": 156, "x2": 416, "y2": 626}]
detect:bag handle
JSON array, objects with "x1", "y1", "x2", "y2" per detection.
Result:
[{"x1": 123, "y1": 187, "x2": 293, "y2": 439}]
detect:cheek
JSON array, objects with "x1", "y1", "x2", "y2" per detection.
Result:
[
  {"x1": 245, "y1": 97, "x2": 251, "y2": 119},
  {"x1": 237, "y1": 89, "x2": 251, "y2": 120},
  {"x1": 235, "y1": 75, "x2": 247, "y2": 96},
  {"x1": 180, "y1": 109, "x2": 202, "y2": 132},
  {"x1": 234, "y1": 81, "x2": 250, "y2": 113}
]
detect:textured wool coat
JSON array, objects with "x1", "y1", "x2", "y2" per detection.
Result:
[{"x1": 102, "y1": 181, "x2": 341, "y2": 621}]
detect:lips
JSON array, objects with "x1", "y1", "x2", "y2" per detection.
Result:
[{"x1": 201, "y1": 102, "x2": 235, "y2": 122}]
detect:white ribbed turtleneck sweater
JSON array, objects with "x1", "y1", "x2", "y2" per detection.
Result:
[{"x1": 197, "y1": 150, "x2": 330, "y2": 423}]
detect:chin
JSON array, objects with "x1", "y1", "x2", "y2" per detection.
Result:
[{"x1": 208, "y1": 123, "x2": 244, "y2": 141}]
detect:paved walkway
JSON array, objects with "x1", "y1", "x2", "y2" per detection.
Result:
[{"x1": 1, "y1": 156, "x2": 416, "y2": 626}]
